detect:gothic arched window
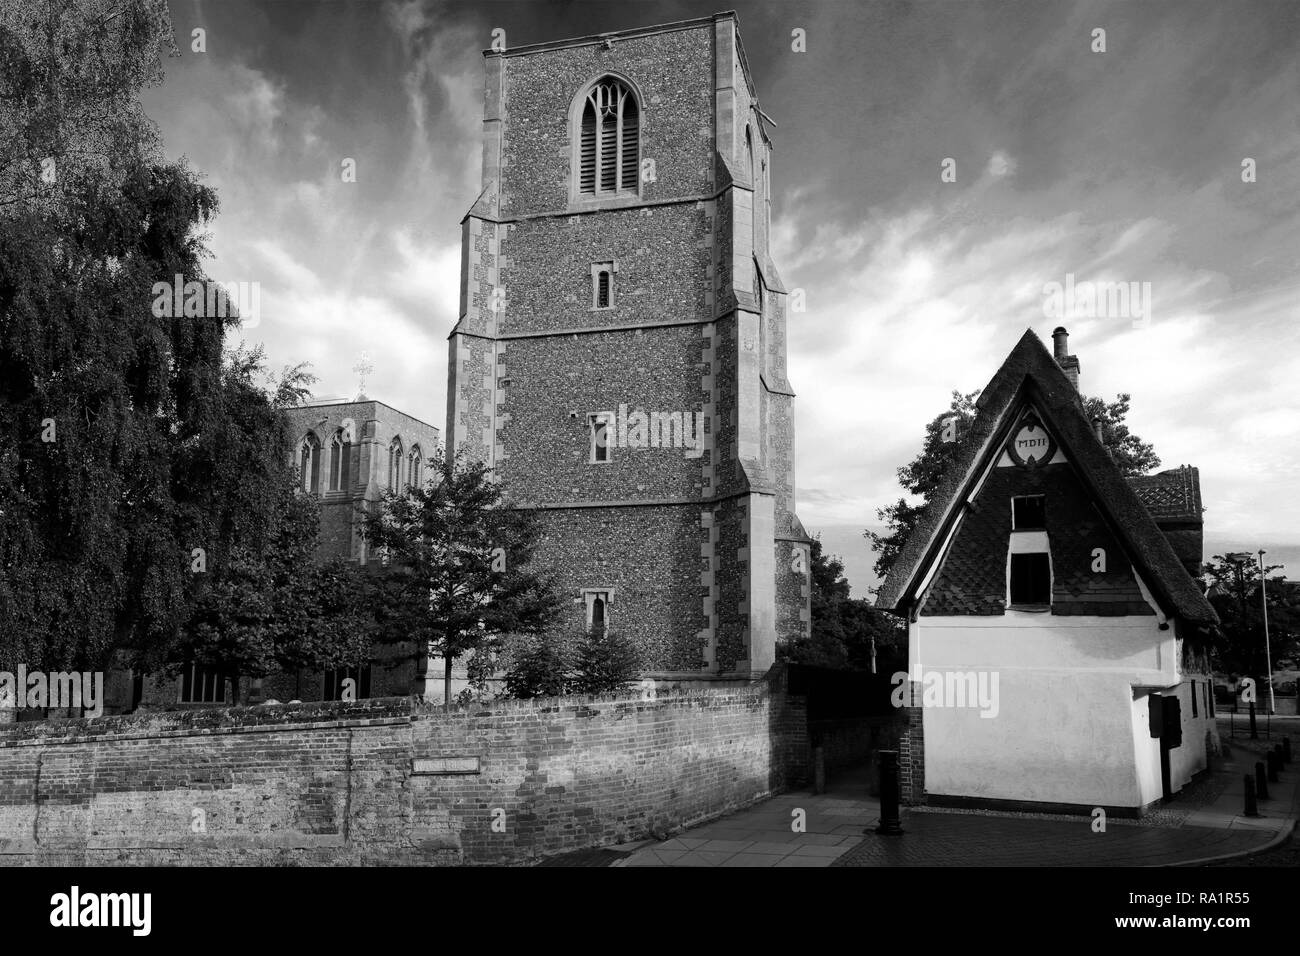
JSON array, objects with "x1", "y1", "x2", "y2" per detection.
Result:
[
  {"x1": 300, "y1": 433, "x2": 321, "y2": 493},
  {"x1": 388, "y1": 438, "x2": 403, "y2": 490},
  {"x1": 577, "y1": 77, "x2": 639, "y2": 196},
  {"x1": 329, "y1": 429, "x2": 351, "y2": 492},
  {"x1": 408, "y1": 444, "x2": 422, "y2": 489}
]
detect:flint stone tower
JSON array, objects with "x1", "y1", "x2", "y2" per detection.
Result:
[{"x1": 446, "y1": 12, "x2": 810, "y2": 680}]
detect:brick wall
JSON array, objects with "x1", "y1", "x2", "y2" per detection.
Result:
[
  {"x1": 0, "y1": 683, "x2": 807, "y2": 866},
  {"x1": 899, "y1": 702, "x2": 925, "y2": 805}
]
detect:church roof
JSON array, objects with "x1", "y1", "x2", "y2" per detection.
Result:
[{"x1": 875, "y1": 328, "x2": 1217, "y2": 626}]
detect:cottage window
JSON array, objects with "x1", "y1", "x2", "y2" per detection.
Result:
[
  {"x1": 1009, "y1": 553, "x2": 1051, "y2": 606},
  {"x1": 1012, "y1": 495, "x2": 1046, "y2": 530}
]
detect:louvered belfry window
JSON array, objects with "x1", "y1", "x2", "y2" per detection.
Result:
[{"x1": 579, "y1": 79, "x2": 639, "y2": 195}]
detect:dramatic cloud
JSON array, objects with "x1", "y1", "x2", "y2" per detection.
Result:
[{"x1": 147, "y1": 0, "x2": 1300, "y2": 590}]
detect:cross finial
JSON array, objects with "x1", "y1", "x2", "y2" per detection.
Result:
[{"x1": 353, "y1": 351, "x2": 373, "y2": 400}]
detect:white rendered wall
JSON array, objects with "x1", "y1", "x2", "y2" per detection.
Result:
[{"x1": 908, "y1": 613, "x2": 1199, "y2": 808}]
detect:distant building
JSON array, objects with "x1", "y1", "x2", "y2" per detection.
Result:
[
  {"x1": 876, "y1": 327, "x2": 1219, "y2": 813},
  {"x1": 125, "y1": 398, "x2": 441, "y2": 712},
  {"x1": 283, "y1": 398, "x2": 440, "y2": 566}
]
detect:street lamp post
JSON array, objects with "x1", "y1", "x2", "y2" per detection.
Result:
[{"x1": 1259, "y1": 549, "x2": 1275, "y2": 716}]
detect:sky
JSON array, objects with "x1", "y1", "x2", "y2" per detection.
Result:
[{"x1": 143, "y1": 0, "x2": 1300, "y2": 594}]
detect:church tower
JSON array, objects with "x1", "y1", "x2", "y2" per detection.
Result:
[{"x1": 446, "y1": 12, "x2": 810, "y2": 680}]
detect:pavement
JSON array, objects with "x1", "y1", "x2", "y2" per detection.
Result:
[
  {"x1": 600, "y1": 727, "x2": 1300, "y2": 868},
  {"x1": 612, "y1": 767, "x2": 878, "y2": 868}
]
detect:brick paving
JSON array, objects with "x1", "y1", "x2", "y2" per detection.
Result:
[
  {"x1": 606, "y1": 747, "x2": 1299, "y2": 868},
  {"x1": 833, "y1": 810, "x2": 1278, "y2": 867},
  {"x1": 837, "y1": 742, "x2": 1298, "y2": 867}
]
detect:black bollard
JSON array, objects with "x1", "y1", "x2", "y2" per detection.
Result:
[
  {"x1": 1256, "y1": 761, "x2": 1270, "y2": 800},
  {"x1": 874, "y1": 749, "x2": 904, "y2": 835},
  {"x1": 1285, "y1": 736, "x2": 1293, "y2": 763},
  {"x1": 1244, "y1": 775, "x2": 1259, "y2": 817},
  {"x1": 1249, "y1": 701, "x2": 1258, "y2": 739},
  {"x1": 813, "y1": 745, "x2": 826, "y2": 795},
  {"x1": 1275, "y1": 743, "x2": 1287, "y2": 770},
  {"x1": 1268, "y1": 750, "x2": 1280, "y2": 783}
]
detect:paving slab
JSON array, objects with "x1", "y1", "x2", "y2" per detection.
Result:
[{"x1": 607, "y1": 745, "x2": 1300, "y2": 868}]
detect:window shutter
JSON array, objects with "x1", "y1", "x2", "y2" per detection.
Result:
[
  {"x1": 599, "y1": 108, "x2": 617, "y2": 192},
  {"x1": 580, "y1": 100, "x2": 597, "y2": 193},
  {"x1": 579, "y1": 79, "x2": 639, "y2": 196},
  {"x1": 620, "y1": 97, "x2": 638, "y2": 189}
]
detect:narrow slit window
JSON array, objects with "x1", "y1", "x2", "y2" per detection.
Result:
[
  {"x1": 589, "y1": 414, "x2": 611, "y2": 463},
  {"x1": 591, "y1": 262, "x2": 615, "y2": 309},
  {"x1": 584, "y1": 589, "x2": 613, "y2": 634}
]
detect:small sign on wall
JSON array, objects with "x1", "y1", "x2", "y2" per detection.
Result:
[
  {"x1": 412, "y1": 756, "x2": 481, "y2": 775},
  {"x1": 1005, "y1": 410, "x2": 1057, "y2": 467}
]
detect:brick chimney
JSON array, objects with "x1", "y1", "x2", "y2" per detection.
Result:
[{"x1": 1051, "y1": 326, "x2": 1080, "y2": 391}]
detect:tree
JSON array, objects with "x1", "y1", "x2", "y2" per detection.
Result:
[
  {"x1": 503, "y1": 635, "x2": 572, "y2": 700},
  {"x1": 867, "y1": 389, "x2": 1160, "y2": 581},
  {"x1": 1, "y1": 0, "x2": 174, "y2": 216},
  {"x1": 777, "y1": 536, "x2": 905, "y2": 671},
  {"x1": 162, "y1": 349, "x2": 384, "y2": 699},
  {"x1": 1081, "y1": 393, "x2": 1160, "y2": 477},
  {"x1": 571, "y1": 627, "x2": 641, "y2": 695},
  {"x1": 0, "y1": 0, "x2": 277, "y2": 676},
  {"x1": 361, "y1": 450, "x2": 564, "y2": 706},
  {"x1": 0, "y1": 158, "x2": 229, "y2": 672},
  {"x1": 173, "y1": 476, "x2": 380, "y2": 702},
  {"x1": 0, "y1": 0, "x2": 375, "y2": 698},
  {"x1": 1203, "y1": 555, "x2": 1300, "y2": 685},
  {"x1": 865, "y1": 390, "x2": 978, "y2": 582}
]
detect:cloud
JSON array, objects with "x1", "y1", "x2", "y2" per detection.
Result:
[
  {"x1": 142, "y1": 0, "x2": 1300, "y2": 595},
  {"x1": 987, "y1": 151, "x2": 1016, "y2": 178}
]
